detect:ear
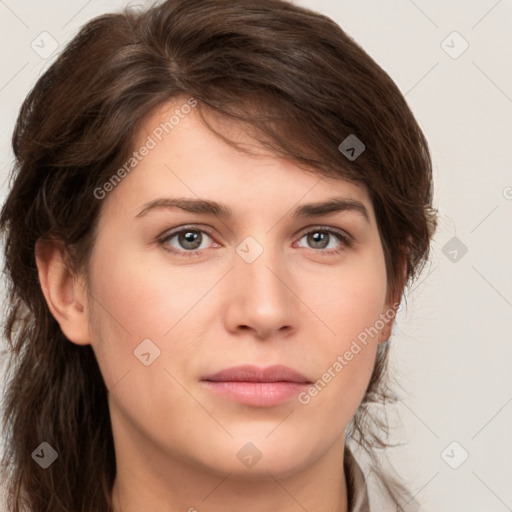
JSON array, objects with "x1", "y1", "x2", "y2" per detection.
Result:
[
  {"x1": 377, "y1": 300, "x2": 400, "y2": 344},
  {"x1": 35, "y1": 238, "x2": 90, "y2": 345}
]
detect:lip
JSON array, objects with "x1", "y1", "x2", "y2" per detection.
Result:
[{"x1": 201, "y1": 364, "x2": 312, "y2": 407}]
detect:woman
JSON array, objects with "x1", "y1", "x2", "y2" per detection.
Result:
[{"x1": 0, "y1": 0, "x2": 437, "y2": 510}]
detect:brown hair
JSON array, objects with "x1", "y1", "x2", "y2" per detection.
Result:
[{"x1": 0, "y1": 0, "x2": 437, "y2": 510}]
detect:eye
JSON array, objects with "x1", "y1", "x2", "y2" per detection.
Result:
[
  {"x1": 295, "y1": 227, "x2": 352, "y2": 255},
  {"x1": 158, "y1": 226, "x2": 217, "y2": 257},
  {"x1": 157, "y1": 225, "x2": 353, "y2": 259}
]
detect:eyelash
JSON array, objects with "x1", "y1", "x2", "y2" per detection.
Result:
[{"x1": 157, "y1": 225, "x2": 353, "y2": 258}]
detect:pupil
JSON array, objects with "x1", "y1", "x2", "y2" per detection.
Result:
[
  {"x1": 181, "y1": 231, "x2": 201, "y2": 249},
  {"x1": 310, "y1": 231, "x2": 328, "y2": 249}
]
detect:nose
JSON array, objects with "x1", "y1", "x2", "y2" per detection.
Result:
[{"x1": 223, "y1": 241, "x2": 299, "y2": 340}]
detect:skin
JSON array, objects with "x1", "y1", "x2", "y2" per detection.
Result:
[{"x1": 36, "y1": 97, "x2": 400, "y2": 512}]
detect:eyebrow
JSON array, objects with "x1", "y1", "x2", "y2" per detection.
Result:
[{"x1": 135, "y1": 196, "x2": 370, "y2": 223}]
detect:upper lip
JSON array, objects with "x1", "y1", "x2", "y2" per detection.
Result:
[{"x1": 202, "y1": 364, "x2": 311, "y2": 383}]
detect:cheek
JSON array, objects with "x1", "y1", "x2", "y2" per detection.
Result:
[
  {"x1": 85, "y1": 237, "x2": 224, "y2": 389},
  {"x1": 87, "y1": 238, "x2": 212, "y2": 337},
  {"x1": 294, "y1": 248, "x2": 387, "y2": 416},
  {"x1": 296, "y1": 292, "x2": 381, "y2": 438},
  {"x1": 84, "y1": 236, "x2": 164, "y2": 387},
  {"x1": 299, "y1": 244, "x2": 388, "y2": 346}
]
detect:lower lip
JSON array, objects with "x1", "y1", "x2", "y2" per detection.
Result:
[{"x1": 201, "y1": 381, "x2": 309, "y2": 407}]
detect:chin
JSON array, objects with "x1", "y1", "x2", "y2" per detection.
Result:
[{"x1": 195, "y1": 435, "x2": 324, "y2": 481}]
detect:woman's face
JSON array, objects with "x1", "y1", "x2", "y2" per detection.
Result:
[{"x1": 80, "y1": 98, "x2": 396, "y2": 481}]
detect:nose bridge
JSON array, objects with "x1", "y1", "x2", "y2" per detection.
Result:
[
  {"x1": 226, "y1": 234, "x2": 297, "y2": 337},
  {"x1": 236, "y1": 236, "x2": 287, "y2": 302}
]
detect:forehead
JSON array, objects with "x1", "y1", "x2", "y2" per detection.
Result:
[{"x1": 101, "y1": 97, "x2": 374, "y2": 222}]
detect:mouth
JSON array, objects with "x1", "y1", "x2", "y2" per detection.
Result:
[{"x1": 201, "y1": 364, "x2": 312, "y2": 407}]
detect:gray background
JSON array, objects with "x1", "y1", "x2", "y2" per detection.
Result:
[{"x1": 1, "y1": 1, "x2": 511, "y2": 511}]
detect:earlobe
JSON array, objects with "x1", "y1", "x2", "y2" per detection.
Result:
[
  {"x1": 378, "y1": 295, "x2": 403, "y2": 343},
  {"x1": 35, "y1": 238, "x2": 90, "y2": 345},
  {"x1": 377, "y1": 304, "x2": 398, "y2": 344}
]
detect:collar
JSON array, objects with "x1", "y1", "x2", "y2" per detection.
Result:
[{"x1": 344, "y1": 445, "x2": 370, "y2": 512}]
